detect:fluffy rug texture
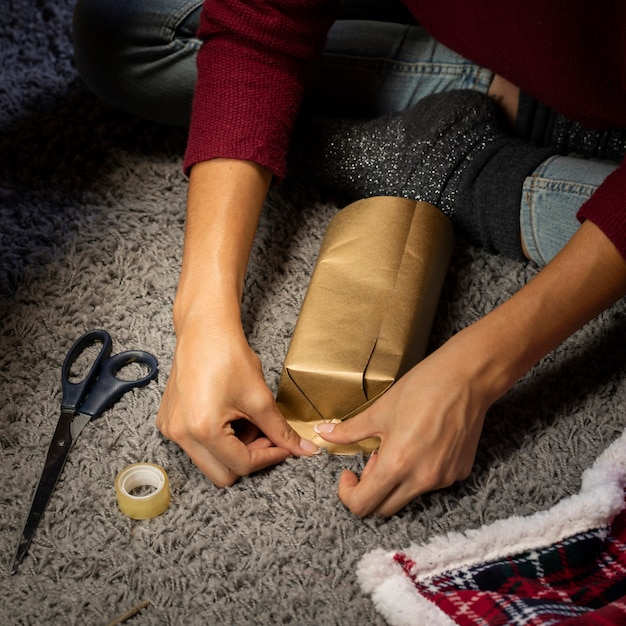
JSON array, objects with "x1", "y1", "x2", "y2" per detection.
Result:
[{"x1": 1, "y1": 2, "x2": 625, "y2": 625}]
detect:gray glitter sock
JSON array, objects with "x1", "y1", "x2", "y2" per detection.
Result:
[
  {"x1": 516, "y1": 92, "x2": 626, "y2": 163},
  {"x1": 289, "y1": 89, "x2": 555, "y2": 258}
]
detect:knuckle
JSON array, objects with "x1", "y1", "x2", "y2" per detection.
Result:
[
  {"x1": 228, "y1": 458, "x2": 251, "y2": 478},
  {"x1": 187, "y1": 411, "x2": 223, "y2": 443},
  {"x1": 275, "y1": 420, "x2": 297, "y2": 444},
  {"x1": 158, "y1": 419, "x2": 180, "y2": 442},
  {"x1": 155, "y1": 408, "x2": 173, "y2": 440},
  {"x1": 457, "y1": 462, "x2": 473, "y2": 482},
  {"x1": 212, "y1": 473, "x2": 239, "y2": 489},
  {"x1": 346, "y1": 496, "x2": 370, "y2": 518},
  {"x1": 384, "y1": 450, "x2": 412, "y2": 480},
  {"x1": 248, "y1": 396, "x2": 272, "y2": 418},
  {"x1": 167, "y1": 417, "x2": 195, "y2": 443},
  {"x1": 416, "y1": 466, "x2": 447, "y2": 494},
  {"x1": 156, "y1": 418, "x2": 170, "y2": 439}
]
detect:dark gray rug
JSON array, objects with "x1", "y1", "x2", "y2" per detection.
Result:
[{"x1": 2, "y1": 2, "x2": 625, "y2": 625}]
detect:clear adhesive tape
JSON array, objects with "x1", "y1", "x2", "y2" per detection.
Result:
[{"x1": 115, "y1": 463, "x2": 170, "y2": 520}]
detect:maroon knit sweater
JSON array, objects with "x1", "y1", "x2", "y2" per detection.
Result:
[{"x1": 185, "y1": 0, "x2": 626, "y2": 259}]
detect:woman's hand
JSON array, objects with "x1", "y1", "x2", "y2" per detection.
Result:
[
  {"x1": 156, "y1": 158, "x2": 318, "y2": 486},
  {"x1": 315, "y1": 329, "x2": 495, "y2": 517},
  {"x1": 157, "y1": 314, "x2": 318, "y2": 487},
  {"x1": 318, "y1": 219, "x2": 626, "y2": 517}
]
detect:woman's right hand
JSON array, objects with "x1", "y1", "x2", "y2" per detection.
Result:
[
  {"x1": 157, "y1": 311, "x2": 318, "y2": 487},
  {"x1": 156, "y1": 158, "x2": 318, "y2": 487}
]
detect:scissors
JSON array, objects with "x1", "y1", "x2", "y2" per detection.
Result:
[{"x1": 11, "y1": 329, "x2": 158, "y2": 574}]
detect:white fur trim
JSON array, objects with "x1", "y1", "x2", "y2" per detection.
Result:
[{"x1": 358, "y1": 429, "x2": 626, "y2": 625}]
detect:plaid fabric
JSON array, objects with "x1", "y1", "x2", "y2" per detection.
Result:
[{"x1": 395, "y1": 490, "x2": 626, "y2": 625}]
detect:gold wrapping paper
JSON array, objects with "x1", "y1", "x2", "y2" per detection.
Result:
[{"x1": 276, "y1": 197, "x2": 454, "y2": 454}]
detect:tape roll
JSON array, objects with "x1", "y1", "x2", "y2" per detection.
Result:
[{"x1": 115, "y1": 463, "x2": 170, "y2": 520}]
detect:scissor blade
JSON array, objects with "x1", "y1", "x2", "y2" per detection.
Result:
[{"x1": 10, "y1": 409, "x2": 75, "y2": 574}]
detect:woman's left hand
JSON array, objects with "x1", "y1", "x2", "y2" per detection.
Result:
[
  {"x1": 315, "y1": 329, "x2": 494, "y2": 517},
  {"x1": 317, "y1": 219, "x2": 626, "y2": 517}
]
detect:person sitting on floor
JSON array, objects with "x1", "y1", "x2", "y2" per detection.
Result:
[{"x1": 73, "y1": 0, "x2": 626, "y2": 516}]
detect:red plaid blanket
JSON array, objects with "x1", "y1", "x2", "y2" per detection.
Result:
[
  {"x1": 395, "y1": 500, "x2": 626, "y2": 625},
  {"x1": 359, "y1": 433, "x2": 626, "y2": 626}
]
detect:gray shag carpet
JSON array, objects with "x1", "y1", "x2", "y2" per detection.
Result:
[{"x1": 1, "y1": 2, "x2": 625, "y2": 625}]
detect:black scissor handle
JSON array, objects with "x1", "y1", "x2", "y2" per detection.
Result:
[
  {"x1": 78, "y1": 350, "x2": 159, "y2": 419},
  {"x1": 61, "y1": 329, "x2": 113, "y2": 412}
]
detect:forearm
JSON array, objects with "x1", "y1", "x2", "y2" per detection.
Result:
[
  {"x1": 317, "y1": 220, "x2": 626, "y2": 516},
  {"x1": 159, "y1": 159, "x2": 315, "y2": 484},
  {"x1": 457, "y1": 219, "x2": 626, "y2": 404},
  {"x1": 174, "y1": 158, "x2": 272, "y2": 331}
]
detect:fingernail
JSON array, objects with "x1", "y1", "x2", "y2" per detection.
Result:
[
  {"x1": 299, "y1": 438, "x2": 320, "y2": 454},
  {"x1": 314, "y1": 422, "x2": 335, "y2": 434}
]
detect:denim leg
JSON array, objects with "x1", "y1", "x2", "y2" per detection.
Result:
[
  {"x1": 304, "y1": 21, "x2": 493, "y2": 116},
  {"x1": 73, "y1": 0, "x2": 202, "y2": 126},
  {"x1": 520, "y1": 156, "x2": 617, "y2": 266},
  {"x1": 73, "y1": 0, "x2": 491, "y2": 126}
]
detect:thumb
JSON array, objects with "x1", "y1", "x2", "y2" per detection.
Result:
[
  {"x1": 314, "y1": 410, "x2": 378, "y2": 445},
  {"x1": 255, "y1": 403, "x2": 320, "y2": 456}
]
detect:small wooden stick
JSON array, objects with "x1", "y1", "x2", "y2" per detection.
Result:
[{"x1": 105, "y1": 599, "x2": 151, "y2": 626}]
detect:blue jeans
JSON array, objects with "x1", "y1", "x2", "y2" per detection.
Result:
[
  {"x1": 72, "y1": 0, "x2": 490, "y2": 124},
  {"x1": 73, "y1": 0, "x2": 202, "y2": 127},
  {"x1": 520, "y1": 156, "x2": 617, "y2": 265},
  {"x1": 73, "y1": 0, "x2": 618, "y2": 266}
]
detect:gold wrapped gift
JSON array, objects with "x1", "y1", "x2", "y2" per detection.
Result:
[{"x1": 276, "y1": 197, "x2": 454, "y2": 454}]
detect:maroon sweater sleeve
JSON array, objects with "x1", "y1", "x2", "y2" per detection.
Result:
[
  {"x1": 184, "y1": 0, "x2": 337, "y2": 178},
  {"x1": 577, "y1": 162, "x2": 626, "y2": 259},
  {"x1": 185, "y1": 0, "x2": 626, "y2": 260}
]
